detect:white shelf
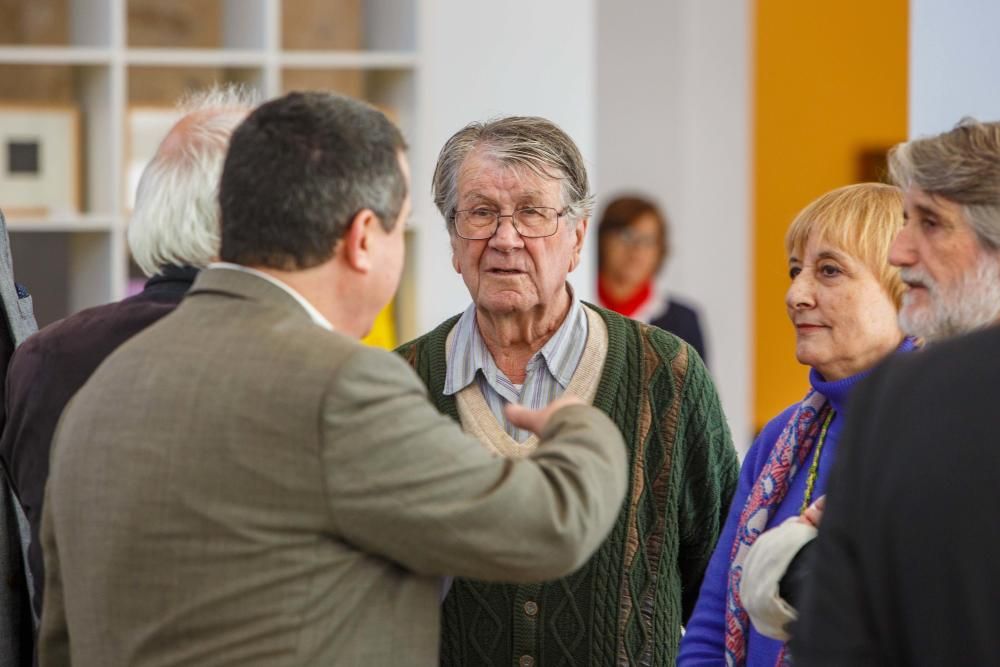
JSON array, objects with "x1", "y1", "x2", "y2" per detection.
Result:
[
  {"x1": 7, "y1": 215, "x2": 122, "y2": 233},
  {"x1": 280, "y1": 51, "x2": 418, "y2": 69},
  {"x1": 0, "y1": 0, "x2": 420, "y2": 328},
  {"x1": 126, "y1": 49, "x2": 268, "y2": 68},
  {"x1": 0, "y1": 47, "x2": 114, "y2": 65}
]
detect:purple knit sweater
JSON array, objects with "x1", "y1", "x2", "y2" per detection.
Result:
[{"x1": 678, "y1": 337, "x2": 917, "y2": 666}]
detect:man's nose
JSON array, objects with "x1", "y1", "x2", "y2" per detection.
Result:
[
  {"x1": 888, "y1": 225, "x2": 915, "y2": 267},
  {"x1": 489, "y1": 217, "x2": 524, "y2": 251}
]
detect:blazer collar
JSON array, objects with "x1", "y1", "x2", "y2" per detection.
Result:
[{"x1": 187, "y1": 266, "x2": 319, "y2": 326}]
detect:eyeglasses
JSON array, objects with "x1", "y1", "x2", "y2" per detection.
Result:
[{"x1": 451, "y1": 206, "x2": 567, "y2": 240}]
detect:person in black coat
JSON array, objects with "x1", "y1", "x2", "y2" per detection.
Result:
[
  {"x1": 0, "y1": 208, "x2": 39, "y2": 667},
  {"x1": 595, "y1": 194, "x2": 708, "y2": 364},
  {"x1": 790, "y1": 323, "x2": 1000, "y2": 666},
  {"x1": 0, "y1": 86, "x2": 254, "y2": 619}
]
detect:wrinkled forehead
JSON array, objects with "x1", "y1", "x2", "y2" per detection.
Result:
[
  {"x1": 456, "y1": 150, "x2": 565, "y2": 202},
  {"x1": 903, "y1": 185, "x2": 966, "y2": 221}
]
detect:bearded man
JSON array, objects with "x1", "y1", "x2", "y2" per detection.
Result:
[{"x1": 791, "y1": 119, "x2": 1000, "y2": 666}]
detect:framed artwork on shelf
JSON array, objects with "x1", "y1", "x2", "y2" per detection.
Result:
[
  {"x1": 126, "y1": 106, "x2": 183, "y2": 210},
  {"x1": 0, "y1": 104, "x2": 80, "y2": 217}
]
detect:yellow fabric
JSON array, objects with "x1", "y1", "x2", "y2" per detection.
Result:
[{"x1": 362, "y1": 301, "x2": 396, "y2": 350}]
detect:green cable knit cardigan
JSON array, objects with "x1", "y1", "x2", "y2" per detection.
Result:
[{"x1": 397, "y1": 304, "x2": 739, "y2": 666}]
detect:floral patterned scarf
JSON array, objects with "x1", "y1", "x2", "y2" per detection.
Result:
[{"x1": 723, "y1": 389, "x2": 832, "y2": 667}]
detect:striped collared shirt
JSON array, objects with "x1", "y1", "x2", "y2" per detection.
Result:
[{"x1": 443, "y1": 287, "x2": 589, "y2": 442}]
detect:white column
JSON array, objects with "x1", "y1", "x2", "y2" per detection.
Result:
[
  {"x1": 414, "y1": 0, "x2": 597, "y2": 330},
  {"x1": 596, "y1": 0, "x2": 752, "y2": 445},
  {"x1": 910, "y1": 0, "x2": 1000, "y2": 136}
]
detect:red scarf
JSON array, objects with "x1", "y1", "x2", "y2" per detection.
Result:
[{"x1": 597, "y1": 277, "x2": 652, "y2": 318}]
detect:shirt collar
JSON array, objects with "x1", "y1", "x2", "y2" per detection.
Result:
[
  {"x1": 536, "y1": 290, "x2": 585, "y2": 386},
  {"x1": 208, "y1": 262, "x2": 334, "y2": 331},
  {"x1": 443, "y1": 285, "x2": 585, "y2": 395}
]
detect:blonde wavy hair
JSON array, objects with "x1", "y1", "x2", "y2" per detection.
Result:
[{"x1": 785, "y1": 182, "x2": 906, "y2": 308}]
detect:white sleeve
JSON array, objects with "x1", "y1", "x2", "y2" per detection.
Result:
[{"x1": 741, "y1": 517, "x2": 818, "y2": 640}]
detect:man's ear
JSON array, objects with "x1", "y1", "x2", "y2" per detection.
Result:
[
  {"x1": 450, "y1": 233, "x2": 462, "y2": 273},
  {"x1": 569, "y1": 217, "x2": 589, "y2": 272},
  {"x1": 342, "y1": 209, "x2": 380, "y2": 273}
]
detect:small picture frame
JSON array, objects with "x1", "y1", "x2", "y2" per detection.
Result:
[
  {"x1": 0, "y1": 104, "x2": 80, "y2": 217},
  {"x1": 126, "y1": 106, "x2": 184, "y2": 210}
]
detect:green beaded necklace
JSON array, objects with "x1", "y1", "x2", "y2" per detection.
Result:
[{"x1": 799, "y1": 410, "x2": 836, "y2": 514}]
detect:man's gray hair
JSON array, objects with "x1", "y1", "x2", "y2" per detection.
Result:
[
  {"x1": 889, "y1": 118, "x2": 1000, "y2": 250},
  {"x1": 128, "y1": 84, "x2": 258, "y2": 276},
  {"x1": 432, "y1": 116, "x2": 594, "y2": 234}
]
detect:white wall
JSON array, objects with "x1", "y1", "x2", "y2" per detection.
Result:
[
  {"x1": 412, "y1": 0, "x2": 752, "y2": 445},
  {"x1": 596, "y1": 0, "x2": 753, "y2": 444},
  {"x1": 414, "y1": 0, "x2": 597, "y2": 331},
  {"x1": 910, "y1": 0, "x2": 1000, "y2": 136}
]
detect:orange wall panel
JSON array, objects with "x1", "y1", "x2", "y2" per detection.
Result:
[{"x1": 753, "y1": 0, "x2": 908, "y2": 431}]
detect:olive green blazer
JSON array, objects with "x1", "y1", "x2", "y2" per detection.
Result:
[{"x1": 38, "y1": 267, "x2": 626, "y2": 666}]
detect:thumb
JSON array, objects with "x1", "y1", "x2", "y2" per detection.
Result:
[
  {"x1": 504, "y1": 402, "x2": 529, "y2": 420},
  {"x1": 504, "y1": 395, "x2": 585, "y2": 438},
  {"x1": 504, "y1": 402, "x2": 540, "y2": 434}
]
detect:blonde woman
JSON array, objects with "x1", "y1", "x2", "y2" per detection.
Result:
[{"x1": 679, "y1": 183, "x2": 916, "y2": 667}]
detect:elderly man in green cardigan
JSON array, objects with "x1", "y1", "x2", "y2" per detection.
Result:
[{"x1": 397, "y1": 116, "x2": 739, "y2": 666}]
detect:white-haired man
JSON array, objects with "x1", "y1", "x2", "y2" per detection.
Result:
[
  {"x1": 0, "y1": 86, "x2": 255, "y2": 621},
  {"x1": 787, "y1": 119, "x2": 1000, "y2": 665}
]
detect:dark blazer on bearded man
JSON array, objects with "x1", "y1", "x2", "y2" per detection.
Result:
[
  {"x1": 37, "y1": 267, "x2": 627, "y2": 666},
  {"x1": 0, "y1": 208, "x2": 38, "y2": 667},
  {"x1": 0, "y1": 265, "x2": 197, "y2": 617},
  {"x1": 791, "y1": 324, "x2": 1000, "y2": 666}
]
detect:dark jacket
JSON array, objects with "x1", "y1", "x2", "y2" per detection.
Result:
[
  {"x1": 0, "y1": 266, "x2": 196, "y2": 616},
  {"x1": 792, "y1": 324, "x2": 1000, "y2": 666},
  {"x1": 651, "y1": 298, "x2": 707, "y2": 366},
  {"x1": 0, "y1": 209, "x2": 39, "y2": 667}
]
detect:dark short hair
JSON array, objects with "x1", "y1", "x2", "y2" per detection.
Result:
[
  {"x1": 596, "y1": 195, "x2": 669, "y2": 273},
  {"x1": 219, "y1": 91, "x2": 408, "y2": 270}
]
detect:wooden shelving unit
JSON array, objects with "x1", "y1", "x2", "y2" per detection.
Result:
[{"x1": 0, "y1": 0, "x2": 419, "y2": 332}]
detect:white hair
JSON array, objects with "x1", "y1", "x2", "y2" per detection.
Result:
[{"x1": 128, "y1": 84, "x2": 258, "y2": 277}]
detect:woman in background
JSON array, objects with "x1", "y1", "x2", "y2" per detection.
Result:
[
  {"x1": 596, "y1": 195, "x2": 708, "y2": 363},
  {"x1": 678, "y1": 182, "x2": 916, "y2": 666}
]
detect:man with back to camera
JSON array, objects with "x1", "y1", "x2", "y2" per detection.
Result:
[
  {"x1": 772, "y1": 118, "x2": 1000, "y2": 665},
  {"x1": 0, "y1": 86, "x2": 254, "y2": 625},
  {"x1": 37, "y1": 91, "x2": 628, "y2": 666}
]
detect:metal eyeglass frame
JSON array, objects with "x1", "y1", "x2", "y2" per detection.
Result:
[{"x1": 450, "y1": 206, "x2": 569, "y2": 240}]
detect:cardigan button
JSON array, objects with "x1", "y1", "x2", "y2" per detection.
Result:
[
  {"x1": 523, "y1": 600, "x2": 538, "y2": 617},
  {"x1": 519, "y1": 656, "x2": 535, "y2": 667}
]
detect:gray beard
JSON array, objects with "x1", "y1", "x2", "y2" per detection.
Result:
[{"x1": 899, "y1": 254, "x2": 1000, "y2": 342}]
